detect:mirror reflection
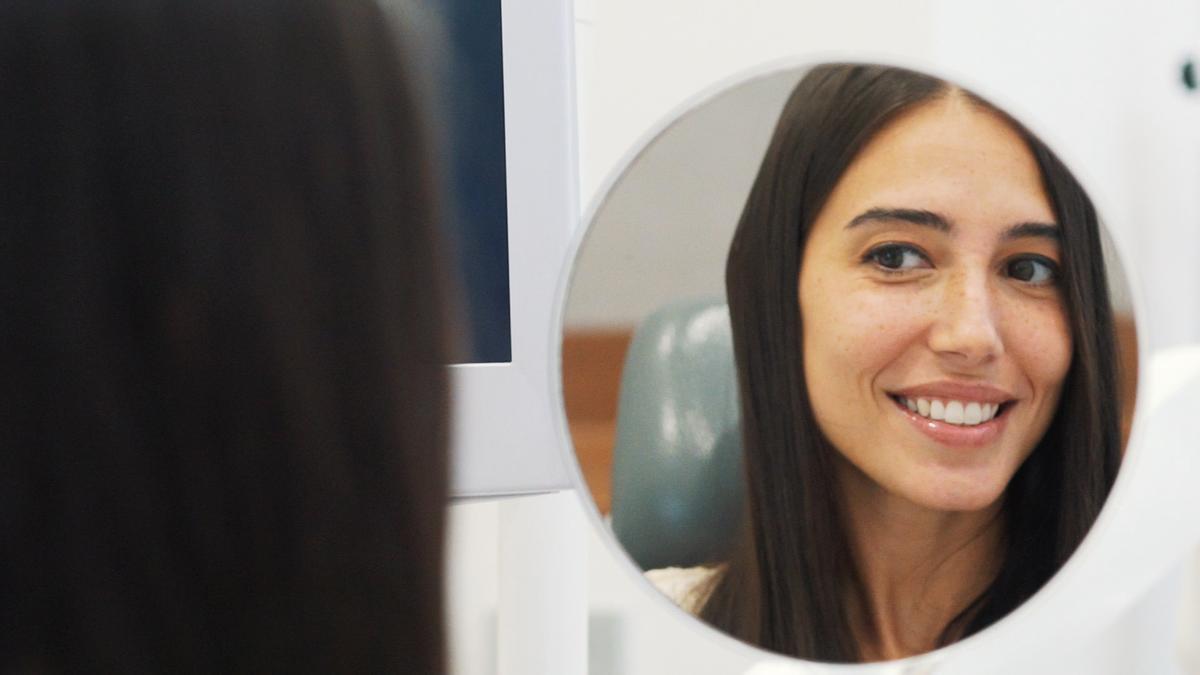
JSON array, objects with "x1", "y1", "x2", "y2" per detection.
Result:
[{"x1": 563, "y1": 63, "x2": 1138, "y2": 663}]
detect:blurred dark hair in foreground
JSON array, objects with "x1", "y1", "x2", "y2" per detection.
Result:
[{"x1": 0, "y1": 1, "x2": 450, "y2": 672}]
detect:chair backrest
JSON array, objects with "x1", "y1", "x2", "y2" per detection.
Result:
[{"x1": 610, "y1": 298, "x2": 744, "y2": 570}]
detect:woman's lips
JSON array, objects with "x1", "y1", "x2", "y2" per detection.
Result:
[{"x1": 889, "y1": 395, "x2": 1010, "y2": 448}]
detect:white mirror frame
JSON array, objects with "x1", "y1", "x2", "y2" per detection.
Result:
[{"x1": 551, "y1": 53, "x2": 1200, "y2": 673}]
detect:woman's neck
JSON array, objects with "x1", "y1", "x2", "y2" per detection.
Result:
[{"x1": 836, "y1": 460, "x2": 1006, "y2": 662}]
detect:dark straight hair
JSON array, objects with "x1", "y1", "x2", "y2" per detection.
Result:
[
  {"x1": 702, "y1": 63, "x2": 1121, "y2": 661},
  {"x1": 0, "y1": 1, "x2": 449, "y2": 673}
]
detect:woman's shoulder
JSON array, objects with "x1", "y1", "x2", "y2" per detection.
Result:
[{"x1": 644, "y1": 564, "x2": 722, "y2": 614}]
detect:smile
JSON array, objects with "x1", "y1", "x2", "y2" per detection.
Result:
[
  {"x1": 887, "y1": 394, "x2": 1015, "y2": 448},
  {"x1": 891, "y1": 395, "x2": 1011, "y2": 426}
]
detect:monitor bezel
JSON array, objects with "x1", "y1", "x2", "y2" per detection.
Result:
[{"x1": 448, "y1": 0, "x2": 578, "y2": 497}]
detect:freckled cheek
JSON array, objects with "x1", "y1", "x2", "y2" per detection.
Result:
[
  {"x1": 803, "y1": 290, "x2": 931, "y2": 389},
  {"x1": 1003, "y1": 305, "x2": 1073, "y2": 392}
]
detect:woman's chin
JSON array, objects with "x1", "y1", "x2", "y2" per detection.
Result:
[
  {"x1": 882, "y1": 449, "x2": 1022, "y2": 514},
  {"x1": 904, "y1": 478, "x2": 1008, "y2": 514}
]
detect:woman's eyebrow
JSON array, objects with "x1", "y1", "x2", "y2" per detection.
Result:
[
  {"x1": 846, "y1": 208, "x2": 1060, "y2": 241},
  {"x1": 846, "y1": 207, "x2": 950, "y2": 231},
  {"x1": 1002, "y1": 222, "x2": 1060, "y2": 241}
]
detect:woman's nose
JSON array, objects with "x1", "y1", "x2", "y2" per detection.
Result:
[{"x1": 927, "y1": 271, "x2": 1004, "y2": 366}]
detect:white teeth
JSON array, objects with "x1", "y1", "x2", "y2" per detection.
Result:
[
  {"x1": 900, "y1": 396, "x2": 1003, "y2": 426},
  {"x1": 930, "y1": 400, "x2": 946, "y2": 421},
  {"x1": 964, "y1": 402, "x2": 982, "y2": 425},
  {"x1": 944, "y1": 401, "x2": 964, "y2": 424}
]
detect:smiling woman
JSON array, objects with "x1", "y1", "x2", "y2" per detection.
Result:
[
  {"x1": 801, "y1": 94, "x2": 1072, "y2": 519},
  {"x1": 645, "y1": 64, "x2": 1124, "y2": 663}
]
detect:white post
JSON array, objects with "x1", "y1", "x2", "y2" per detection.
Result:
[{"x1": 497, "y1": 491, "x2": 588, "y2": 675}]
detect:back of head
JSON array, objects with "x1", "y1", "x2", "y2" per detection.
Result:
[{"x1": 0, "y1": 1, "x2": 448, "y2": 672}]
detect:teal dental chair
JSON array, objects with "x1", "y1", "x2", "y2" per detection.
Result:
[{"x1": 609, "y1": 298, "x2": 744, "y2": 571}]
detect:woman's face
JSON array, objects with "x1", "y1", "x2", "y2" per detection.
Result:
[{"x1": 798, "y1": 94, "x2": 1072, "y2": 514}]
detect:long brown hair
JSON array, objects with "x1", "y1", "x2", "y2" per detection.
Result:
[
  {"x1": 702, "y1": 63, "x2": 1120, "y2": 662},
  {"x1": 0, "y1": 1, "x2": 449, "y2": 672}
]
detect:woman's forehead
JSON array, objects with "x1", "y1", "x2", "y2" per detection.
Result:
[{"x1": 819, "y1": 96, "x2": 1056, "y2": 231}]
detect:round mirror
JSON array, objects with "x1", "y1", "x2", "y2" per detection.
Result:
[{"x1": 558, "y1": 61, "x2": 1139, "y2": 665}]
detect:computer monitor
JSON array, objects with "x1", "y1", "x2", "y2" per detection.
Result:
[{"x1": 395, "y1": 0, "x2": 577, "y2": 497}]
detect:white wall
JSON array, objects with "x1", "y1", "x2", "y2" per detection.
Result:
[
  {"x1": 577, "y1": 0, "x2": 941, "y2": 203},
  {"x1": 565, "y1": 68, "x2": 802, "y2": 329}
]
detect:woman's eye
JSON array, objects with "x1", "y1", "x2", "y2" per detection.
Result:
[
  {"x1": 865, "y1": 244, "x2": 929, "y2": 272},
  {"x1": 1006, "y1": 256, "x2": 1058, "y2": 285}
]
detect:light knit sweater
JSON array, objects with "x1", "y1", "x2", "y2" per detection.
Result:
[{"x1": 644, "y1": 565, "x2": 720, "y2": 614}]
